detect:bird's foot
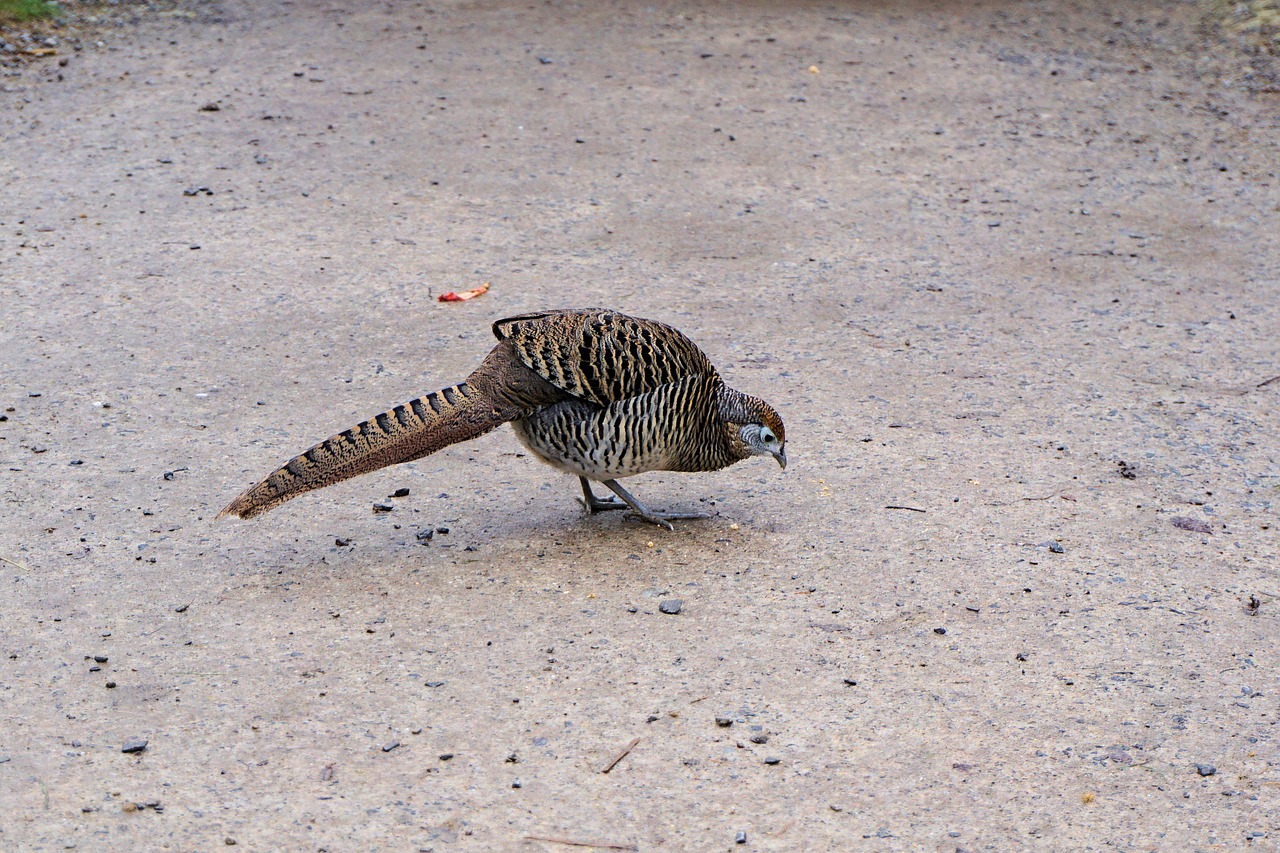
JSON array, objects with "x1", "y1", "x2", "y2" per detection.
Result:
[
  {"x1": 580, "y1": 494, "x2": 628, "y2": 513},
  {"x1": 579, "y1": 477, "x2": 629, "y2": 513},
  {"x1": 622, "y1": 509, "x2": 709, "y2": 531}
]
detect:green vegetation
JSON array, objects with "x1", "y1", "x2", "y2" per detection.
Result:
[{"x1": 0, "y1": 0, "x2": 62, "y2": 24}]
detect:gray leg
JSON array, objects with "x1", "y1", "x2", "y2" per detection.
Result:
[
  {"x1": 601, "y1": 479, "x2": 709, "y2": 531},
  {"x1": 579, "y1": 476, "x2": 627, "y2": 513}
]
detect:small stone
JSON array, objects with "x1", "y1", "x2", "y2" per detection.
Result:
[
  {"x1": 735, "y1": 830, "x2": 747, "y2": 844},
  {"x1": 416, "y1": 528, "x2": 434, "y2": 543},
  {"x1": 105, "y1": 681, "x2": 117, "y2": 689},
  {"x1": 1047, "y1": 541, "x2": 1065, "y2": 554},
  {"x1": 659, "y1": 599, "x2": 682, "y2": 615},
  {"x1": 436, "y1": 526, "x2": 449, "y2": 534},
  {"x1": 389, "y1": 487, "x2": 410, "y2": 498},
  {"x1": 842, "y1": 678, "x2": 858, "y2": 686},
  {"x1": 933, "y1": 627, "x2": 946, "y2": 635},
  {"x1": 89, "y1": 666, "x2": 100, "y2": 672},
  {"x1": 763, "y1": 756, "x2": 781, "y2": 765},
  {"x1": 1173, "y1": 517, "x2": 1212, "y2": 535},
  {"x1": 382, "y1": 741, "x2": 400, "y2": 753},
  {"x1": 224, "y1": 839, "x2": 236, "y2": 846},
  {"x1": 174, "y1": 604, "x2": 189, "y2": 613},
  {"x1": 121, "y1": 738, "x2": 147, "y2": 754},
  {"x1": 439, "y1": 753, "x2": 454, "y2": 761},
  {"x1": 1195, "y1": 763, "x2": 1217, "y2": 777},
  {"x1": 372, "y1": 502, "x2": 394, "y2": 513},
  {"x1": 93, "y1": 655, "x2": 108, "y2": 663},
  {"x1": 749, "y1": 734, "x2": 769, "y2": 744},
  {"x1": 334, "y1": 537, "x2": 351, "y2": 547},
  {"x1": 715, "y1": 717, "x2": 733, "y2": 727},
  {"x1": 199, "y1": 102, "x2": 221, "y2": 111},
  {"x1": 511, "y1": 779, "x2": 522, "y2": 788},
  {"x1": 425, "y1": 680, "x2": 445, "y2": 688}
]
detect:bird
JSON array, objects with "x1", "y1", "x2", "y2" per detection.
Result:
[{"x1": 218, "y1": 308, "x2": 786, "y2": 530}]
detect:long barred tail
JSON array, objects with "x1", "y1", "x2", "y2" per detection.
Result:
[{"x1": 218, "y1": 381, "x2": 503, "y2": 520}]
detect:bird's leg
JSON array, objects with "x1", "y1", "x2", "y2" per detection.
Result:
[
  {"x1": 600, "y1": 479, "x2": 709, "y2": 531},
  {"x1": 579, "y1": 476, "x2": 627, "y2": 513}
]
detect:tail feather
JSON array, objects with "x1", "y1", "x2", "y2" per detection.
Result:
[{"x1": 219, "y1": 381, "x2": 504, "y2": 519}]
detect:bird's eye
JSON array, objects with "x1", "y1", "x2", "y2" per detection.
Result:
[{"x1": 762, "y1": 429, "x2": 776, "y2": 444}]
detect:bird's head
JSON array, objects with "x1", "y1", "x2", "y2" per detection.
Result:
[{"x1": 736, "y1": 399, "x2": 787, "y2": 470}]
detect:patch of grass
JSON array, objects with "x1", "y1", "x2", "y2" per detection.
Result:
[{"x1": 0, "y1": 0, "x2": 62, "y2": 24}]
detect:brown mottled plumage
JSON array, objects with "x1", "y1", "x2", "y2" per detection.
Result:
[{"x1": 218, "y1": 309, "x2": 786, "y2": 529}]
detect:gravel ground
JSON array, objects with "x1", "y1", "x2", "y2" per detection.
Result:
[{"x1": 2, "y1": 1, "x2": 1279, "y2": 850}]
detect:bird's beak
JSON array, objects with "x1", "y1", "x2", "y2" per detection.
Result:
[{"x1": 774, "y1": 447, "x2": 787, "y2": 470}]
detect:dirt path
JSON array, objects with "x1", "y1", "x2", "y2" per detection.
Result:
[{"x1": 3, "y1": 1, "x2": 1279, "y2": 849}]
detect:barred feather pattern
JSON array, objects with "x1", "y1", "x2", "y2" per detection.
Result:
[{"x1": 219, "y1": 309, "x2": 784, "y2": 520}]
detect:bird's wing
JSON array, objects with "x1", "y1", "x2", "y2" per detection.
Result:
[{"x1": 492, "y1": 309, "x2": 719, "y2": 407}]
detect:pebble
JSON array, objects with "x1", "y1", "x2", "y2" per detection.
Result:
[
  {"x1": 436, "y1": 526, "x2": 450, "y2": 534},
  {"x1": 121, "y1": 738, "x2": 148, "y2": 754},
  {"x1": 416, "y1": 529, "x2": 434, "y2": 543},
  {"x1": 933, "y1": 627, "x2": 946, "y2": 635},
  {"x1": 425, "y1": 680, "x2": 445, "y2": 688},
  {"x1": 174, "y1": 604, "x2": 189, "y2": 613},
  {"x1": 372, "y1": 502, "x2": 394, "y2": 513},
  {"x1": 749, "y1": 734, "x2": 769, "y2": 744},
  {"x1": 715, "y1": 717, "x2": 733, "y2": 727},
  {"x1": 382, "y1": 741, "x2": 400, "y2": 753},
  {"x1": 735, "y1": 830, "x2": 747, "y2": 844},
  {"x1": 511, "y1": 779, "x2": 522, "y2": 788},
  {"x1": 105, "y1": 681, "x2": 117, "y2": 689},
  {"x1": 439, "y1": 753, "x2": 454, "y2": 761},
  {"x1": 1047, "y1": 541, "x2": 1065, "y2": 553},
  {"x1": 334, "y1": 537, "x2": 351, "y2": 547},
  {"x1": 1173, "y1": 517, "x2": 1212, "y2": 535},
  {"x1": 842, "y1": 678, "x2": 858, "y2": 686},
  {"x1": 659, "y1": 599, "x2": 683, "y2": 615},
  {"x1": 763, "y1": 757, "x2": 780, "y2": 765},
  {"x1": 1195, "y1": 763, "x2": 1216, "y2": 777},
  {"x1": 389, "y1": 487, "x2": 410, "y2": 497}
]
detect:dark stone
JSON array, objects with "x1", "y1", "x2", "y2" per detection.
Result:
[
  {"x1": 659, "y1": 599, "x2": 683, "y2": 615},
  {"x1": 1173, "y1": 517, "x2": 1212, "y2": 535},
  {"x1": 439, "y1": 753, "x2": 454, "y2": 761},
  {"x1": 763, "y1": 756, "x2": 781, "y2": 765},
  {"x1": 382, "y1": 741, "x2": 400, "y2": 753},
  {"x1": 933, "y1": 627, "x2": 946, "y2": 635},
  {"x1": 715, "y1": 717, "x2": 733, "y2": 727},
  {"x1": 735, "y1": 830, "x2": 747, "y2": 844},
  {"x1": 416, "y1": 529, "x2": 434, "y2": 543},
  {"x1": 425, "y1": 681, "x2": 445, "y2": 688},
  {"x1": 105, "y1": 681, "x2": 117, "y2": 689},
  {"x1": 372, "y1": 503, "x2": 394, "y2": 513},
  {"x1": 1196, "y1": 763, "x2": 1217, "y2": 777},
  {"x1": 389, "y1": 487, "x2": 410, "y2": 498},
  {"x1": 750, "y1": 734, "x2": 769, "y2": 744},
  {"x1": 121, "y1": 738, "x2": 148, "y2": 753},
  {"x1": 93, "y1": 655, "x2": 108, "y2": 663}
]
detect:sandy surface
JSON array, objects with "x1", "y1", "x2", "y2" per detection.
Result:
[{"x1": 3, "y1": 1, "x2": 1279, "y2": 850}]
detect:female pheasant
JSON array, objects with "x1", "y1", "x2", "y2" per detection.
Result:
[{"x1": 218, "y1": 309, "x2": 786, "y2": 530}]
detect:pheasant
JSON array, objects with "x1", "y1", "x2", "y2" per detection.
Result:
[{"x1": 218, "y1": 309, "x2": 786, "y2": 530}]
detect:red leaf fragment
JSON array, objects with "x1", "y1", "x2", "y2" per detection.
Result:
[{"x1": 438, "y1": 282, "x2": 490, "y2": 302}]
